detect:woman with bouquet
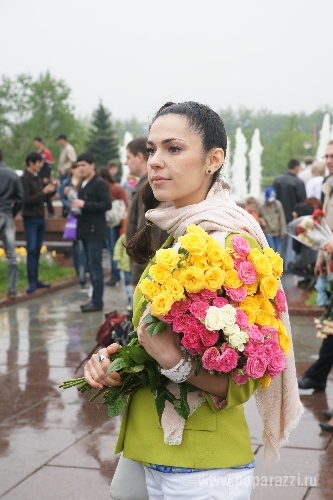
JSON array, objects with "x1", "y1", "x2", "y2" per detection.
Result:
[{"x1": 84, "y1": 102, "x2": 302, "y2": 499}]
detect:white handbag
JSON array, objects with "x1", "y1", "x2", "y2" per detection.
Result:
[{"x1": 110, "y1": 454, "x2": 149, "y2": 500}]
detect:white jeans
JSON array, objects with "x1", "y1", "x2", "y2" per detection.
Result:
[{"x1": 144, "y1": 466, "x2": 254, "y2": 500}]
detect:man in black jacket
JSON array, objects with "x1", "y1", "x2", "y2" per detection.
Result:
[
  {"x1": 273, "y1": 158, "x2": 306, "y2": 271},
  {"x1": 0, "y1": 150, "x2": 24, "y2": 298},
  {"x1": 71, "y1": 152, "x2": 111, "y2": 312}
]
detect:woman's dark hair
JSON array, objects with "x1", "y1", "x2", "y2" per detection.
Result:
[
  {"x1": 126, "y1": 101, "x2": 228, "y2": 264},
  {"x1": 97, "y1": 166, "x2": 115, "y2": 184}
]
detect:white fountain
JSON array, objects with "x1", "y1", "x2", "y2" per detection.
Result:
[
  {"x1": 248, "y1": 129, "x2": 263, "y2": 199},
  {"x1": 231, "y1": 128, "x2": 248, "y2": 202},
  {"x1": 119, "y1": 131, "x2": 134, "y2": 185},
  {"x1": 221, "y1": 136, "x2": 232, "y2": 187},
  {"x1": 316, "y1": 113, "x2": 331, "y2": 161}
]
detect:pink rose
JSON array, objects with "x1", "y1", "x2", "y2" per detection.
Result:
[
  {"x1": 231, "y1": 235, "x2": 250, "y2": 258},
  {"x1": 198, "y1": 325, "x2": 220, "y2": 347},
  {"x1": 238, "y1": 261, "x2": 257, "y2": 284},
  {"x1": 215, "y1": 346, "x2": 238, "y2": 372},
  {"x1": 225, "y1": 287, "x2": 247, "y2": 302},
  {"x1": 275, "y1": 289, "x2": 287, "y2": 313},
  {"x1": 246, "y1": 355, "x2": 267, "y2": 378},
  {"x1": 232, "y1": 256, "x2": 244, "y2": 271},
  {"x1": 189, "y1": 301, "x2": 209, "y2": 320},
  {"x1": 244, "y1": 341, "x2": 262, "y2": 357},
  {"x1": 181, "y1": 330, "x2": 204, "y2": 355},
  {"x1": 267, "y1": 350, "x2": 286, "y2": 377},
  {"x1": 232, "y1": 368, "x2": 249, "y2": 385},
  {"x1": 187, "y1": 293, "x2": 205, "y2": 302},
  {"x1": 260, "y1": 326, "x2": 278, "y2": 340},
  {"x1": 235, "y1": 309, "x2": 249, "y2": 329},
  {"x1": 199, "y1": 289, "x2": 218, "y2": 301},
  {"x1": 172, "y1": 314, "x2": 190, "y2": 333},
  {"x1": 170, "y1": 298, "x2": 191, "y2": 316},
  {"x1": 202, "y1": 347, "x2": 220, "y2": 370},
  {"x1": 248, "y1": 325, "x2": 264, "y2": 343},
  {"x1": 213, "y1": 297, "x2": 229, "y2": 307}
]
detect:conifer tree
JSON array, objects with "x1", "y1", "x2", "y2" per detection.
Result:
[{"x1": 86, "y1": 101, "x2": 120, "y2": 167}]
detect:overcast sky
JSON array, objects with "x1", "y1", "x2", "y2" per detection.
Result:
[{"x1": 1, "y1": 0, "x2": 333, "y2": 124}]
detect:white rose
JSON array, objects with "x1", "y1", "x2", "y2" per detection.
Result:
[
  {"x1": 224, "y1": 324, "x2": 241, "y2": 337},
  {"x1": 228, "y1": 330, "x2": 249, "y2": 352},
  {"x1": 219, "y1": 304, "x2": 237, "y2": 327},
  {"x1": 204, "y1": 306, "x2": 224, "y2": 331}
]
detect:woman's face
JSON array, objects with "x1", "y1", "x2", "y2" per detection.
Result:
[{"x1": 147, "y1": 114, "x2": 220, "y2": 208}]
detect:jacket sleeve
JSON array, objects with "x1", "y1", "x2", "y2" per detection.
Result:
[
  {"x1": 12, "y1": 176, "x2": 24, "y2": 217},
  {"x1": 21, "y1": 176, "x2": 46, "y2": 207},
  {"x1": 278, "y1": 202, "x2": 287, "y2": 237},
  {"x1": 82, "y1": 180, "x2": 111, "y2": 213},
  {"x1": 296, "y1": 180, "x2": 306, "y2": 203}
]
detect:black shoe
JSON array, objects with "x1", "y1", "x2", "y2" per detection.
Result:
[
  {"x1": 105, "y1": 277, "x2": 121, "y2": 287},
  {"x1": 297, "y1": 376, "x2": 326, "y2": 391},
  {"x1": 319, "y1": 421, "x2": 333, "y2": 432},
  {"x1": 322, "y1": 409, "x2": 333, "y2": 419},
  {"x1": 36, "y1": 281, "x2": 51, "y2": 289},
  {"x1": 80, "y1": 302, "x2": 102, "y2": 312}
]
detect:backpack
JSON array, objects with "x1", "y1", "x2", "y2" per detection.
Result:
[
  {"x1": 106, "y1": 199, "x2": 126, "y2": 228},
  {"x1": 75, "y1": 310, "x2": 133, "y2": 372}
]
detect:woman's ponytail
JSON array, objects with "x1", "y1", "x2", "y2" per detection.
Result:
[{"x1": 126, "y1": 181, "x2": 160, "y2": 264}]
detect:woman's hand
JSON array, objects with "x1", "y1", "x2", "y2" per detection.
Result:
[
  {"x1": 323, "y1": 240, "x2": 333, "y2": 256},
  {"x1": 137, "y1": 306, "x2": 182, "y2": 369},
  {"x1": 84, "y1": 344, "x2": 122, "y2": 390}
]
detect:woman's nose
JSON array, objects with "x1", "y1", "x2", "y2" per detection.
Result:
[{"x1": 148, "y1": 150, "x2": 164, "y2": 169}]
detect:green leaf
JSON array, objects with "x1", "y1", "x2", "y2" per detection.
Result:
[
  {"x1": 127, "y1": 365, "x2": 145, "y2": 373},
  {"x1": 155, "y1": 387, "x2": 167, "y2": 422},
  {"x1": 142, "y1": 313, "x2": 158, "y2": 324},
  {"x1": 105, "y1": 391, "x2": 127, "y2": 418},
  {"x1": 107, "y1": 357, "x2": 127, "y2": 374},
  {"x1": 140, "y1": 299, "x2": 148, "y2": 313},
  {"x1": 146, "y1": 320, "x2": 167, "y2": 336},
  {"x1": 127, "y1": 346, "x2": 149, "y2": 364},
  {"x1": 146, "y1": 362, "x2": 161, "y2": 392},
  {"x1": 128, "y1": 331, "x2": 138, "y2": 340}
]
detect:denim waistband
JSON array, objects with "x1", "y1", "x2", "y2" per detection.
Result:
[{"x1": 149, "y1": 460, "x2": 255, "y2": 474}]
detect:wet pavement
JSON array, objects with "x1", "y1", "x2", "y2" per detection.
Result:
[{"x1": 0, "y1": 276, "x2": 333, "y2": 499}]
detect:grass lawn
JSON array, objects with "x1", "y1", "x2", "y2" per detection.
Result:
[
  {"x1": 305, "y1": 289, "x2": 318, "y2": 306},
  {"x1": 0, "y1": 260, "x2": 77, "y2": 299}
]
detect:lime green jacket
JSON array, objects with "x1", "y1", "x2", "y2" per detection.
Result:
[{"x1": 115, "y1": 234, "x2": 260, "y2": 468}]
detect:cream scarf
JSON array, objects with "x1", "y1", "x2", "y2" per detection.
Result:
[{"x1": 146, "y1": 182, "x2": 304, "y2": 464}]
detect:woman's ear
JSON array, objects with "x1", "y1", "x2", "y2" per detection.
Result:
[{"x1": 206, "y1": 148, "x2": 224, "y2": 175}]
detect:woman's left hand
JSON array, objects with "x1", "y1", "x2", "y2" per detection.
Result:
[{"x1": 137, "y1": 306, "x2": 182, "y2": 369}]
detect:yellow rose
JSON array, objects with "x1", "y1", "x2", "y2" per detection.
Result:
[
  {"x1": 244, "y1": 281, "x2": 258, "y2": 296},
  {"x1": 206, "y1": 242, "x2": 226, "y2": 267},
  {"x1": 204, "y1": 267, "x2": 225, "y2": 291},
  {"x1": 149, "y1": 264, "x2": 171, "y2": 284},
  {"x1": 255, "y1": 309, "x2": 273, "y2": 326},
  {"x1": 260, "y1": 374, "x2": 272, "y2": 388},
  {"x1": 188, "y1": 255, "x2": 209, "y2": 270},
  {"x1": 259, "y1": 295, "x2": 275, "y2": 315},
  {"x1": 186, "y1": 224, "x2": 208, "y2": 238},
  {"x1": 248, "y1": 249, "x2": 272, "y2": 276},
  {"x1": 239, "y1": 296, "x2": 261, "y2": 314},
  {"x1": 162, "y1": 278, "x2": 185, "y2": 301},
  {"x1": 178, "y1": 233, "x2": 207, "y2": 256},
  {"x1": 151, "y1": 292, "x2": 174, "y2": 316},
  {"x1": 238, "y1": 306, "x2": 256, "y2": 324},
  {"x1": 172, "y1": 268, "x2": 184, "y2": 280},
  {"x1": 277, "y1": 319, "x2": 287, "y2": 337},
  {"x1": 220, "y1": 250, "x2": 234, "y2": 270},
  {"x1": 278, "y1": 333, "x2": 291, "y2": 355},
  {"x1": 269, "y1": 316, "x2": 279, "y2": 329},
  {"x1": 224, "y1": 269, "x2": 243, "y2": 289},
  {"x1": 270, "y1": 253, "x2": 284, "y2": 277},
  {"x1": 179, "y1": 267, "x2": 206, "y2": 293},
  {"x1": 155, "y1": 248, "x2": 180, "y2": 271},
  {"x1": 263, "y1": 247, "x2": 276, "y2": 259},
  {"x1": 260, "y1": 275, "x2": 279, "y2": 300},
  {"x1": 139, "y1": 278, "x2": 161, "y2": 301}
]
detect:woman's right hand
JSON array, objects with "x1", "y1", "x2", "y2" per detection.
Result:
[
  {"x1": 63, "y1": 186, "x2": 70, "y2": 196},
  {"x1": 84, "y1": 344, "x2": 122, "y2": 390}
]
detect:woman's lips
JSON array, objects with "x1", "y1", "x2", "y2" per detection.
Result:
[{"x1": 151, "y1": 176, "x2": 169, "y2": 185}]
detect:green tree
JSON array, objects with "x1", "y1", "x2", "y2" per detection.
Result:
[
  {"x1": 113, "y1": 116, "x2": 146, "y2": 142},
  {"x1": 86, "y1": 102, "x2": 119, "y2": 167},
  {"x1": 0, "y1": 72, "x2": 86, "y2": 170}
]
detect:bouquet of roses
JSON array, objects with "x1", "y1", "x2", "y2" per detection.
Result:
[
  {"x1": 287, "y1": 209, "x2": 332, "y2": 251},
  {"x1": 61, "y1": 225, "x2": 290, "y2": 422}
]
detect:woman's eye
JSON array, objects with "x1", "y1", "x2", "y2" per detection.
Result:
[
  {"x1": 146, "y1": 147, "x2": 155, "y2": 156},
  {"x1": 169, "y1": 145, "x2": 182, "y2": 153}
]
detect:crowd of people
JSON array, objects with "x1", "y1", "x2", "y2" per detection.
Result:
[{"x1": 1, "y1": 103, "x2": 333, "y2": 497}]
